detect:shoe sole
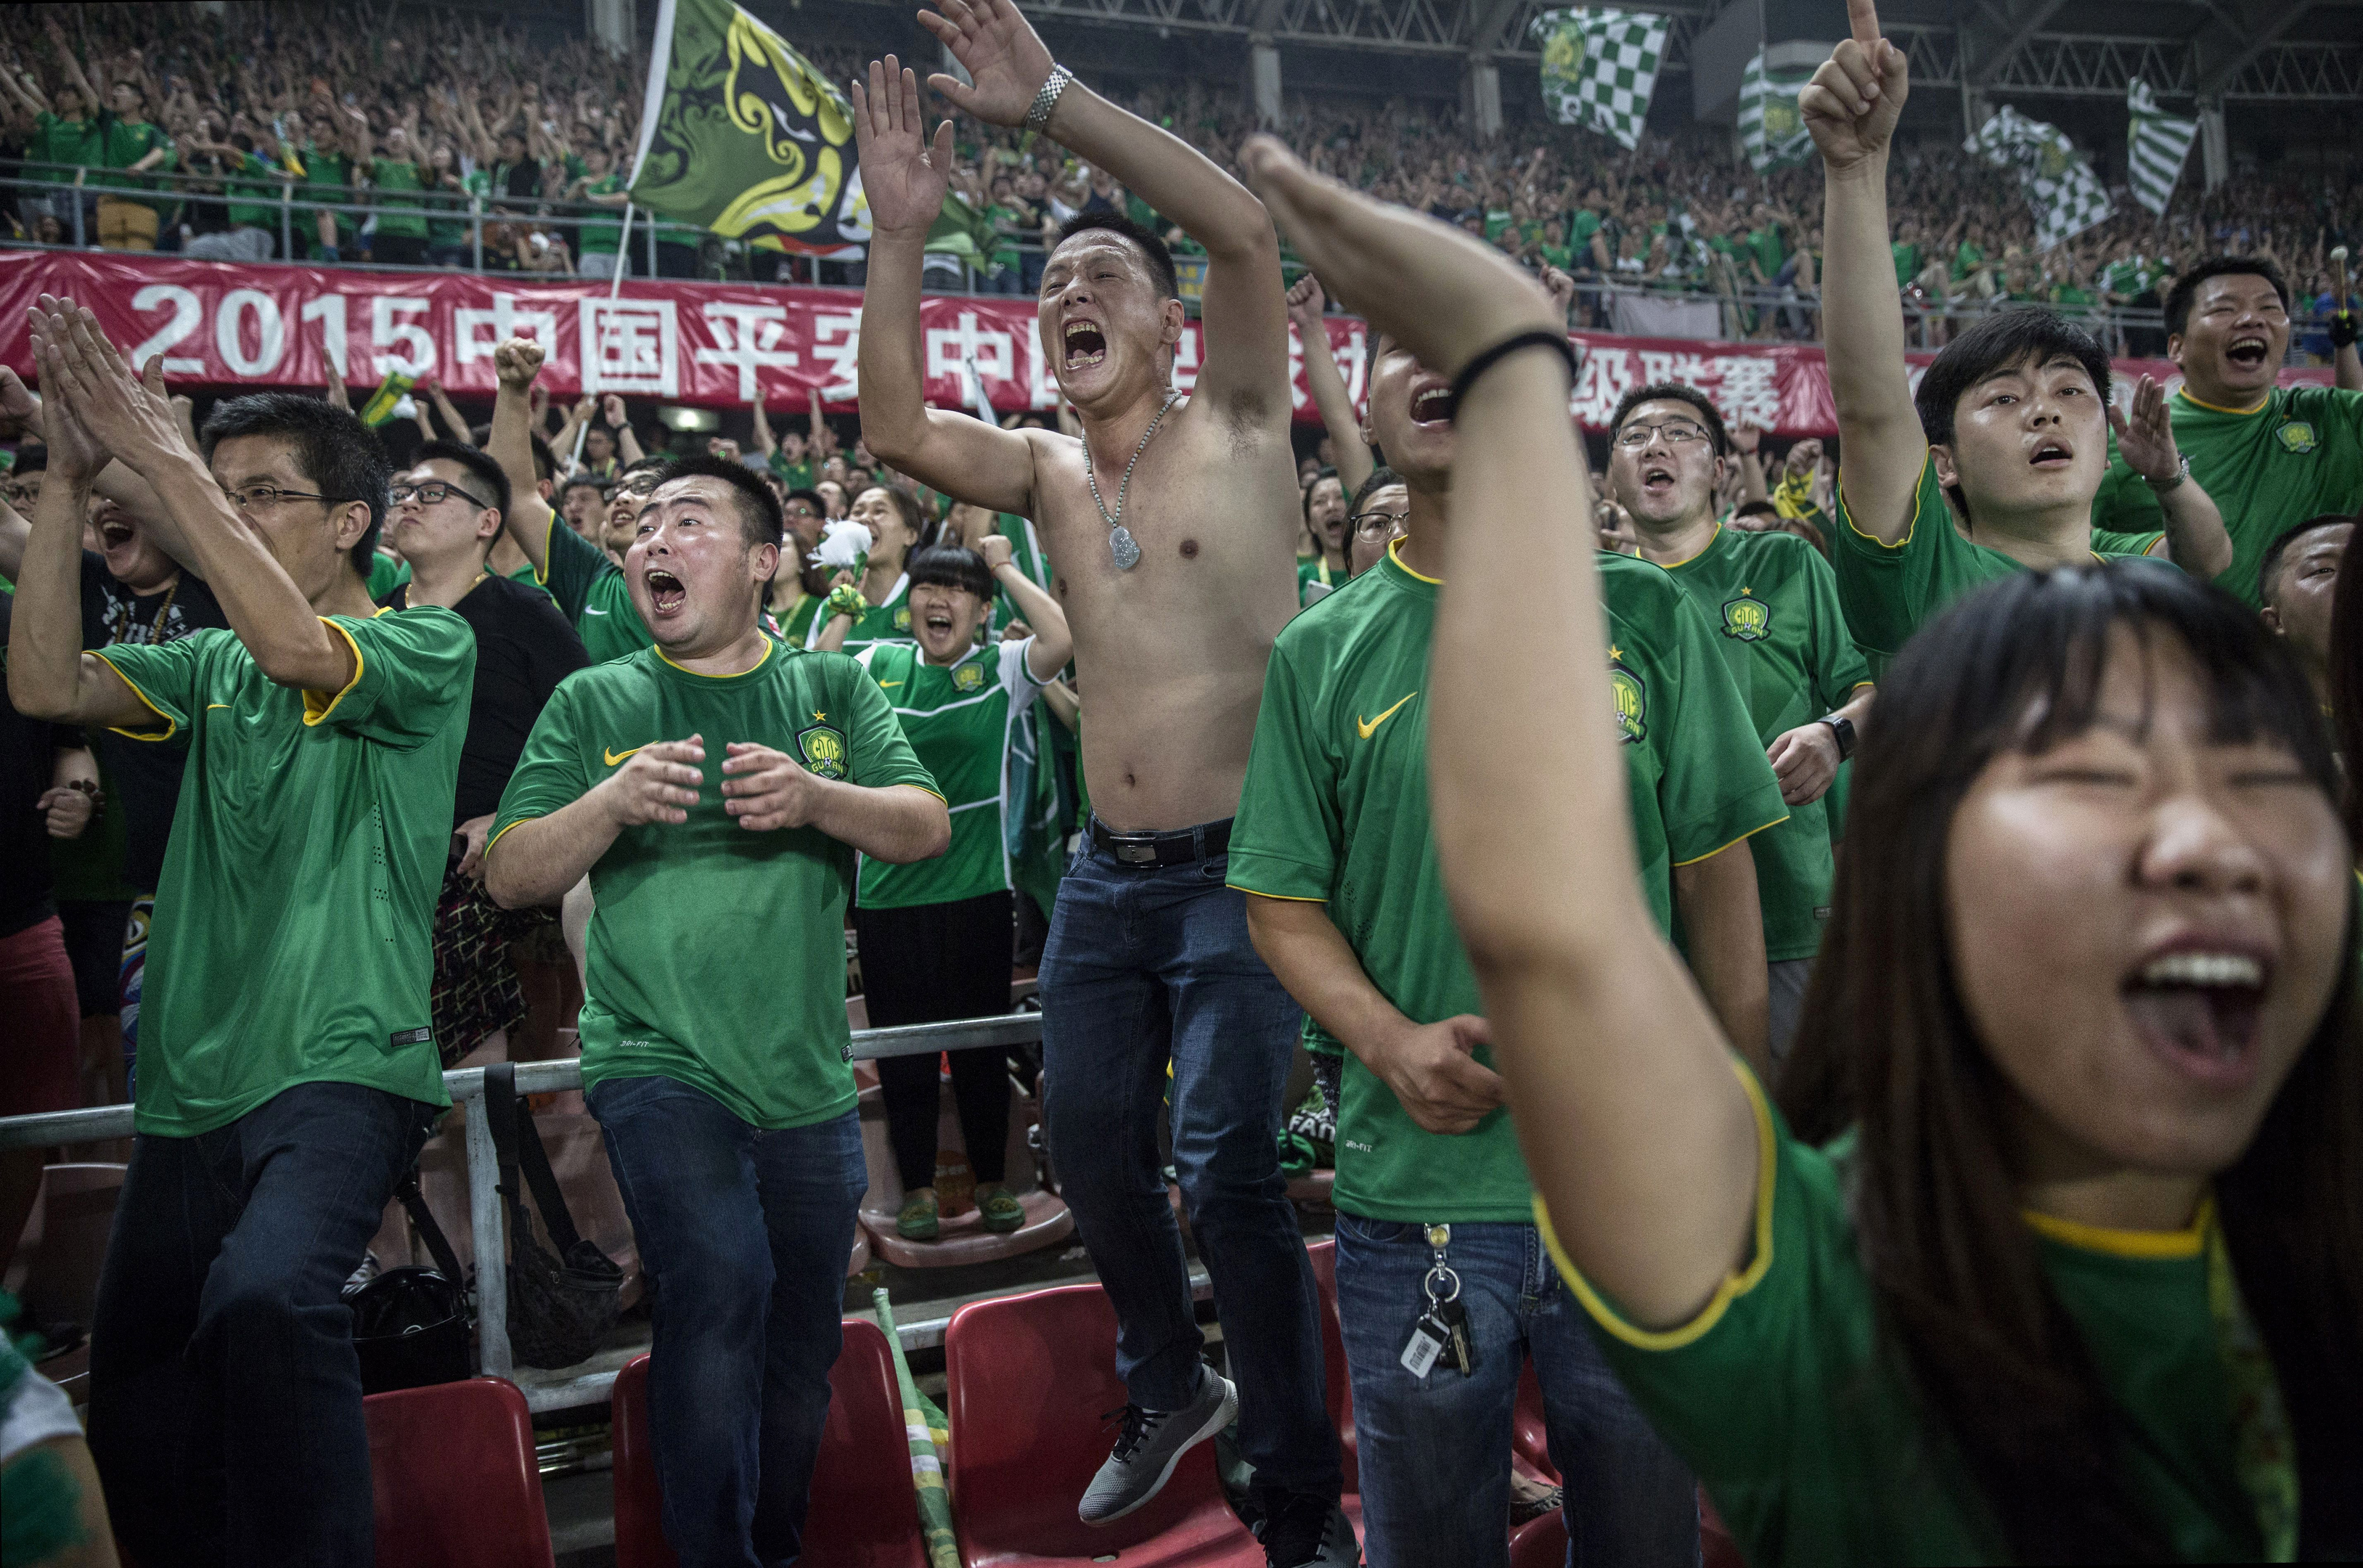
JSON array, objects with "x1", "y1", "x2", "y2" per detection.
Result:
[{"x1": 1080, "y1": 1377, "x2": 1239, "y2": 1527}]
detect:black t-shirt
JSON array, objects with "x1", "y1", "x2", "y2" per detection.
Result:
[
  {"x1": 382, "y1": 573, "x2": 590, "y2": 826},
  {"x1": 0, "y1": 595, "x2": 81, "y2": 937},
  {"x1": 81, "y1": 553, "x2": 230, "y2": 892}
]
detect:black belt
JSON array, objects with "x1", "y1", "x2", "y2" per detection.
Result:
[{"x1": 1087, "y1": 815, "x2": 1233, "y2": 867}]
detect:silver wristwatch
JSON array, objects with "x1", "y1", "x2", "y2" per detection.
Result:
[
  {"x1": 2144, "y1": 454, "x2": 2190, "y2": 493},
  {"x1": 1027, "y1": 64, "x2": 1073, "y2": 132}
]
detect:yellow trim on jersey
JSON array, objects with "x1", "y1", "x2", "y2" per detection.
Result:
[
  {"x1": 655, "y1": 637, "x2": 775, "y2": 679},
  {"x1": 302, "y1": 618, "x2": 367, "y2": 725},
  {"x1": 483, "y1": 815, "x2": 536, "y2": 857},
  {"x1": 1549, "y1": 1057, "x2": 1779, "y2": 1351},
  {"x1": 87, "y1": 649, "x2": 178, "y2": 742},
  {"x1": 905, "y1": 784, "x2": 950, "y2": 805},
  {"x1": 2174, "y1": 386, "x2": 2271, "y2": 418},
  {"x1": 1836, "y1": 468, "x2": 1919, "y2": 553},
  {"x1": 1387, "y1": 535, "x2": 1442, "y2": 584},
  {"x1": 533, "y1": 509, "x2": 558, "y2": 587},
  {"x1": 1230, "y1": 886, "x2": 1329, "y2": 904},
  {"x1": 1670, "y1": 812, "x2": 1789, "y2": 868},
  {"x1": 1846, "y1": 680, "x2": 1876, "y2": 693},
  {"x1": 2022, "y1": 1195, "x2": 2212, "y2": 1259},
  {"x1": 1653, "y1": 523, "x2": 1722, "y2": 571}
]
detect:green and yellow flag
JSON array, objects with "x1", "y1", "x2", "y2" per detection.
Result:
[{"x1": 627, "y1": 0, "x2": 987, "y2": 258}]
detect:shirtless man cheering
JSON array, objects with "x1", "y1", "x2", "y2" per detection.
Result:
[{"x1": 855, "y1": 7, "x2": 1350, "y2": 1562}]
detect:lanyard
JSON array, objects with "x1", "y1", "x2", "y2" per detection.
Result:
[{"x1": 2205, "y1": 1218, "x2": 2298, "y2": 1561}]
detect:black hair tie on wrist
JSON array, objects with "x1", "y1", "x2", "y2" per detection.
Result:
[{"x1": 1444, "y1": 330, "x2": 1580, "y2": 422}]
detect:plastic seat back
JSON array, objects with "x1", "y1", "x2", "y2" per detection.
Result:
[
  {"x1": 944, "y1": 1282, "x2": 1258, "y2": 1564},
  {"x1": 365, "y1": 1376, "x2": 554, "y2": 1568}
]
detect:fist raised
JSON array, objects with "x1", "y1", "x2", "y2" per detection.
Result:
[{"x1": 493, "y1": 335, "x2": 544, "y2": 389}]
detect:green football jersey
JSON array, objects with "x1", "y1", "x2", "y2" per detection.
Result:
[
  {"x1": 369, "y1": 158, "x2": 429, "y2": 238},
  {"x1": 577, "y1": 174, "x2": 626, "y2": 254},
  {"x1": 91, "y1": 608, "x2": 473, "y2": 1135},
  {"x1": 807, "y1": 573, "x2": 913, "y2": 658},
  {"x1": 772, "y1": 589, "x2": 825, "y2": 648},
  {"x1": 2091, "y1": 384, "x2": 2363, "y2": 608},
  {"x1": 1296, "y1": 553, "x2": 1341, "y2": 610},
  {"x1": 854, "y1": 638, "x2": 1045, "y2": 909},
  {"x1": 536, "y1": 510, "x2": 653, "y2": 663},
  {"x1": 491, "y1": 640, "x2": 939, "y2": 1128},
  {"x1": 768, "y1": 453, "x2": 817, "y2": 492},
  {"x1": 1228, "y1": 542, "x2": 1787, "y2": 1222},
  {"x1": 1833, "y1": 457, "x2": 2164, "y2": 681},
  {"x1": 1546, "y1": 1067, "x2": 2277, "y2": 1565},
  {"x1": 1660, "y1": 526, "x2": 1871, "y2": 960}
]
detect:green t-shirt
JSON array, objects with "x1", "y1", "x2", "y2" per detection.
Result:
[
  {"x1": 854, "y1": 638, "x2": 1044, "y2": 909},
  {"x1": 425, "y1": 168, "x2": 489, "y2": 248},
  {"x1": 1483, "y1": 208, "x2": 1513, "y2": 242},
  {"x1": 97, "y1": 114, "x2": 176, "y2": 211},
  {"x1": 1660, "y1": 527, "x2": 1872, "y2": 961},
  {"x1": 1545, "y1": 1066, "x2": 2274, "y2": 1565},
  {"x1": 2091, "y1": 385, "x2": 2363, "y2": 609},
  {"x1": 767, "y1": 452, "x2": 817, "y2": 491},
  {"x1": 1832, "y1": 457, "x2": 2164, "y2": 681},
  {"x1": 29, "y1": 110, "x2": 102, "y2": 179},
  {"x1": 90, "y1": 608, "x2": 473, "y2": 1135},
  {"x1": 1890, "y1": 241, "x2": 1921, "y2": 287},
  {"x1": 369, "y1": 156, "x2": 428, "y2": 238},
  {"x1": 1540, "y1": 242, "x2": 1574, "y2": 271},
  {"x1": 538, "y1": 513, "x2": 654, "y2": 663},
  {"x1": 1296, "y1": 553, "x2": 1339, "y2": 609},
  {"x1": 1227, "y1": 544, "x2": 1787, "y2": 1222},
  {"x1": 302, "y1": 144, "x2": 352, "y2": 246},
  {"x1": 577, "y1": 173, "x2": 626, "y2": 254},
  {"x1": 1951, "y1": 240, "x2": 1985, "y2": 283},
  {"x1": 1747, "y1": 226, "x2": 1784, "y2": 282},
  {"x1": 771, "y1": 589, "x2": 824, "y2": 648},
  {"x1": 807, "y1": 573, "x2": 913, "y2": 658},
  {"x1": 491, "y1": 640, "x2": 938, "y2": 1127},
  {"x1": 1570, "y1": 208, "x2": 1603, "y2": 261},
  {"x1": 223, "y1": 150, "x2": 281, "y2": 231}
]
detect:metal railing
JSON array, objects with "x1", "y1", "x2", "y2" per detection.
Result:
[{"x1": 0, "y1": 1011, "x2": 1047, "y2": 1408}]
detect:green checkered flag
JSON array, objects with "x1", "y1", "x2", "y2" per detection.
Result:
[
  {"x1": 1534, "y1": 8, "x2": 1671, "y2": 151},
  {"x1": 1737, "y1": 50, "x2": 1813, "y2": 173},
  {"x1": 2126, "y1": 79, "x2": 2198, "y2": 217},
  {"x1": 1966, "y1": 105, "x2": 2114, "y2": 252}
]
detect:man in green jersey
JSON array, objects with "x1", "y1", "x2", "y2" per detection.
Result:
[
  {"x1": 486, "y1": 454, "x2": 945, "y2": 1567},
  {"x1": 11, "y1": 303, "x2": 473, "y2": 1566},
  {"x1": 2254, "y1": 512, "x2": 2349, "y2": 708},
  {"x1": 93, "y1": 78, "x2": 176, "y2": 253},
  {"x1": 2091, "y1": 256, "x2": 2363, "y2": 608},
  {"x1": 1233, "y1": 328, "x2": 1785, "y2": 1566},
  {"x1": 1608, "y1": 383, "x2": 1874, "y2": 1061},
  {"x1": 1810, "y1": 33, "x2": 2232, "y2": 680},
  {"x1": 359, "y1": 118, "x2": 431, "y2": 268},
  {"x1": 568, "y1": 142, "x2": 632, "y2": 280}
]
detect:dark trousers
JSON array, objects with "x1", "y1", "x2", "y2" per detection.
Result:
[
  {"x1": 854, "y1": 890, "x2": 1014, "y2": 1191},
  {"x1": 88, "y1": 1079, "x2": 436, "y2": 1568},
  {"x1": 592, "y1": 1076, "x2": 866, "y2": 1567}
]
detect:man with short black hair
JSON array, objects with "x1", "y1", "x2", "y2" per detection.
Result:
[
  {"x1": 11, "y1": 301, "x2": 472, "y2": 1566},
  {"x1": 560, "y1": 473, "x2": 610, "y2": 542},
  {"x1": 2256, "y1": 512, "x2": 2350, "y2": 706},
  {"x1": 2093, "y1": 255, "x2": 2363, "y2": 607},
  {"x1": 486, "y1": 454, "x2": 947, "y2": 1568}
]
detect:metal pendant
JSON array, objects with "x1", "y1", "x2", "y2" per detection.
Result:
[{"x1": 1109, "y1": 526, "x2": 1141, "y2": 570}]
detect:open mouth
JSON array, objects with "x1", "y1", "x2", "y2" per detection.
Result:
[
  {"x1": 2121, "y1": 949, "x2": 2267, "y2": 1083},
  {"x1": 99, "y1": 517, "x2": 137, "y2": 550},
  {"x1": 2029, "y1": 438, "x2": 2075, "y2": 469},
  {"x1": 1640, "y1": 462, "x2": 1676, "y2": 494},
  {"x1": 1063, "y1": 319, "x2": 1107, "y2": 370},
  {"x1": 645, "y1": 568, "x2": 686, "y2": 616},
  {"x1": 1411, "y1": 385, "x2": 1453, "y2": 427},
  {"x1": 923, "y1": 611, "x2": 955, "y2": 633},
  {"x1": 2225, "y1": 334, "x2": 2270, "y2": 370}
]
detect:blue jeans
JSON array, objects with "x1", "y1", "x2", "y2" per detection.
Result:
[
  {"x1": 1038, "y1": 832, "x2": 1340, "y2": 1505},
  {"x1": 1334, "y1": 1214, "x2": 1699, "y2": 1568},
  {"x1": 88, "y1": 1079, "x2": 437, "y2": 1568},
  {"x1": 591, "y1": 1076, "x2": 867, "y2": 1568}
]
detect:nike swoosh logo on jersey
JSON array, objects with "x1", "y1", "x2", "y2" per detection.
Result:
[
  {"x1": 603, "y1": 746, "x2": 644, "y2": 767},
  {"x1": 584, "y1": 607, "x2": 611, "y2": 616},
  {"x1": 1357, "y1": 692, "x2": 1418, "y2": 740},
  {"x1": 878, "y1": 680, "x2": 902, "y2": 687}
]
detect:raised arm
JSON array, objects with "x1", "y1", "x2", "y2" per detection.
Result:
[
  {"x1": 490, "y1": 337, "x2": 560, "y2": 576},
  {"x1": 850, "y1": 60, "x2": 1038, "y2": 513},
  {"x1": 600, "y1": 395, "x2": 645, "y2": 465},
  {"x1": 44, "y1": 20, "x2": 102, "y2": 113},
  {"x1": 1288, "y1": 274, "x2": 1373, "y2": 495},
  {"x1": 2110, "y1": 372, "x2": 2232, "y2": 576},
  {"x1": 979, "y1": 532, "x2": 1071, "y2": 677},
  {"x1": 424, "y1": 377, "x2": 471, "y2": 451},
  {"x1": 4, "y1": 386, "x2": 152, "y2": 730},
  {"x1": 923, "y1": 0, "x2": 1289, "y2": 421},
  {"x1": 748, "y1": 393, "x2": 776, "y2": 458},
  {"x1": 1803, "y1": 0, "x2": 1924, "y2": 546},
  {"x1": 1238, "y1": 139, "x2": 1759, "y2": 1332}
]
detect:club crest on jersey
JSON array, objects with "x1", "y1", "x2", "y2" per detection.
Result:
[
  {"x1": 796, "y1": 724, "x2": 848, "y2": 780},
  {"x1": 1609, "y1": 662, "x2": 1646, "y2": 744},
  {"x1": 2277, "y1": 421, "x2": 2317, "y2": 455},
  {"x1": 894, "y1": 605, "x2": 913, "y2": 632},
  {"x1": 1721, "y1": 591, "x2": 1771, "y2": 642},
  {"x1": 952, "y1": 661, "x2": 987, "y2": 693}
]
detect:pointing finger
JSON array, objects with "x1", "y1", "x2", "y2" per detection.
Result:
[{"x1": 1847, "y1": 0, "x2": 1882, "y2": 49}]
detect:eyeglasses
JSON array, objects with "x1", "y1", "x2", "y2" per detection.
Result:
[
  {"x1": 221, "y1": 483, "x2": 348, "y2": 513},
  {"x1": 1351, "y1": 510, "x2": 1410, "y2": 539},
  {"x1": 389, "y1": 480, "x2": 494, "y2": 510},
  {"x1": 1612, "y1": 420, "x2": 1712, "y2": 449}
]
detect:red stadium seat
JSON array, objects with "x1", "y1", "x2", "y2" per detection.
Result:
[
  {"x1": 944, "y1": 1282, "x2": 1263, "y2": 1567},
  {"x1": 1508, "y1": 1509, "x2": 1567, "y2": 1568},
  {"x1": 613, "y1": 1319, "x2": 926, "y2": 1568},
  {"x1": 364, "y1": 1376, "x2": 554, "y2": 1568},
  {"x1": 1511, "y1": 1359, "x2": 1556, "y2": 1482},
  {"x1": 1301, "y1": 1239, "x2": 1360, "y2": 1500}
]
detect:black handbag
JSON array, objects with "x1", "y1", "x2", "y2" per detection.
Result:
[
  {"x1": 346, "y1": 1168, "x2": 473, "y2": 1395},
  {"x1": 486, "y1": 1062, "x2": 625, "y2": 1369}
]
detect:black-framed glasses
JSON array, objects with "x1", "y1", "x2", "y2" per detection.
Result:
[
  {"x1": 1352, "y1": 510, "x2": 1410, "y2": 539},
  {"x1": 221, "y1": 483, "x2": 349, "y2": 512},
  {"x1": 389, "y1": 481, "x2": 494, "y2": 510},
  {"x1": 1612, "y1": 420, "x2": 1712, "y2": 449}
]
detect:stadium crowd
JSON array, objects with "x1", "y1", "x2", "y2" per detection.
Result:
[{"x1": 5, "y1": 0, "x2": 2363, "y2": 1565}]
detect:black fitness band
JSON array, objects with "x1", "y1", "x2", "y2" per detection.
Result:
[{"x1": 1443, "y1": 330, "x2": 1580, "y2": 421}]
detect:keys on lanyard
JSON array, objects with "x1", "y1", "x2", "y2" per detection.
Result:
[{"x1": 1398, "y1": 1224, "x2": 1475, "y2": 1380}]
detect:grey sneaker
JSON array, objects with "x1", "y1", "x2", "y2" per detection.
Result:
[
  {"x1": 1078, "y1": 1369, "x2": 1239, "y2": 1526},
  {"x1": 1254, "y1": 1495, "x2": 1360, "y2": 1567}
]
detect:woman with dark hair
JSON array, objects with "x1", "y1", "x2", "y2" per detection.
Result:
[
  {"x1": 1236, "y1": 124, "x2": 2362, "y2": 1566},
  {"x1": 814, "y1": 482, "x2": 929, "y2": 657},
  {"x1": 852, "y1": 539, "x2": 1073, "y2": 1240}
]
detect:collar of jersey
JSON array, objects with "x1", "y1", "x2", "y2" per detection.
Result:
[
  {"x1": 1382, "y1": 535, "x2": 1442, "y2": 589},
  {"x1": 2022, "y1": 1193, "x2": 2212, "y2": 1260},
  {"x1": 654, "y1": 635, "x2": 775, "y2": 681},
  {"x1": 2175, "y1": 385, "x2": 2274, "y2": 418},
  {"x1": 1651, "y1": 521, "x2": 1723, "y2": 571}
]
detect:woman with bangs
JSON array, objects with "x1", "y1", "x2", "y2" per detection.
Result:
[{"x1": 1231, "y1": 85, "x2": 2363, "y2": 1568}]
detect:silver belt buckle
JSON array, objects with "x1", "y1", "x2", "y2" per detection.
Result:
[{"x1": 1111, "y1": 834, "x2": 1160, "y2": 865}]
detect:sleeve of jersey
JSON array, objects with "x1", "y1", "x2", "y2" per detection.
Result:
[
  {"x1": 1536, "y1": 1063, "x2": 1837, "y2": 1543},
  {"x1": 1226, "y1": 643, "x2": 1340, "y2": 903},
  {"x1": 841, "y1": 665, "x2": 942, "y2": 798},
  {"x1": 1661, "y1": 593, "x2": 1788, "y2": 865},
  {"x1": 1827, "y1": 457, "x2": 1947, "y2": 673},
  {"x1": 539, "y1": 510, "x2": 610, "y2": 623},
  {"x1": 999, "y1": 637, "x2": 1048, "y2": 694},
  {"x1": 86, "y1": 629, "x2": 217, "y2": 742},
  {"x1": 1802, "y1": 551, "x2": 1874, "y2": 712},
  {"x1": 489, "y1": 681, "x2": 589, "y2": 852},
  {"x1": 301, "y1": 606, "x2": 476, "y2": 746}
]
